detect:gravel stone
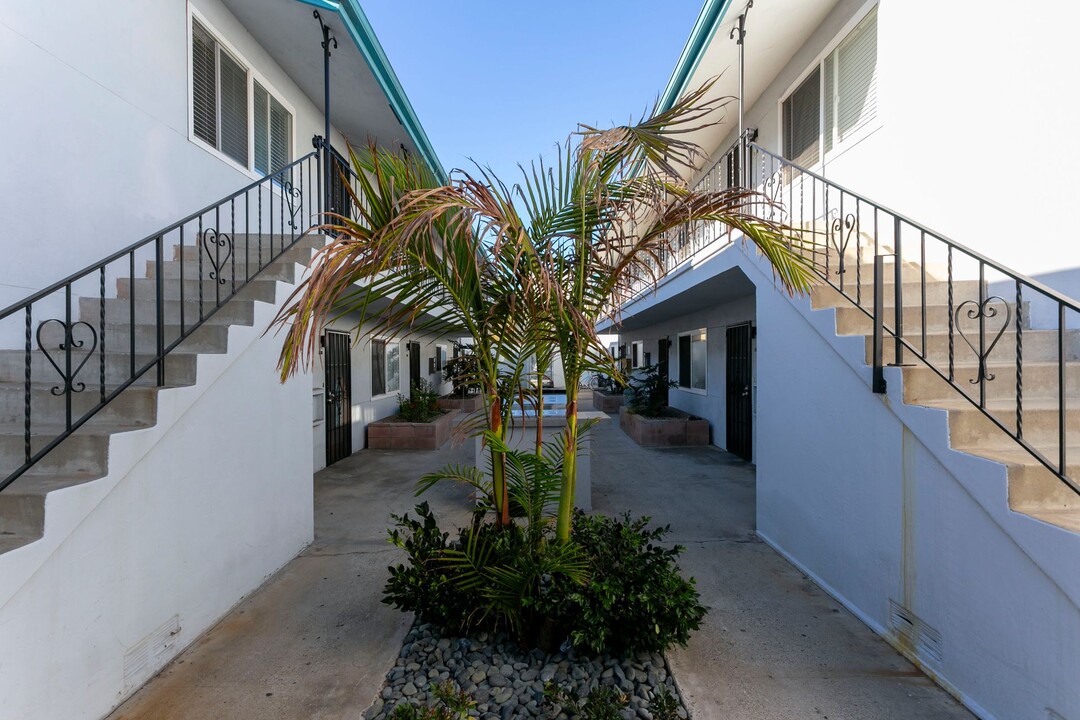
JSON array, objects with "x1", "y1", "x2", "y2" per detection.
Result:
[{"x1": 364, "y1": 623, "x2": 690, "y2": 719}]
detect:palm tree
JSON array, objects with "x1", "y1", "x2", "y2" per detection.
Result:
[{"x1": 276, "y1": 82, "x2": 815, "y2": 542}]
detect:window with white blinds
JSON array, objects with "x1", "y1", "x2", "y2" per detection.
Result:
[
  {"x1": 254, "y1": 81, "x2": 293, "y2": 176},
  {"x1": 191, "y1": 18, "x2": 292, "y2": 174},
  {"x1": 783, "y1": 5, "x2": 878, "y2": 164}
]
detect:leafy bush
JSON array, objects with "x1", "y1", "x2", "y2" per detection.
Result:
[
  {"x1": 443, "y1": 348, "x2": 481, "y2": 397},
  {"x1": 551, "y1": 511, "x2": 707, "y2": 655},
  {"x1": 625, "y1": 364, "x2": 677, "y2": 418},
  {"x1": 384, "y1": 503, "x2": 706, "y2": 656},
  {"x1": 649, "y1": 685, "x2": 683, "y2": 720},
  {"x1": 397, "y1": 379, "x2": 443, "y2": 422},
  {"x1": 388, "y1": 681, "x2": 475, "y2": 719},
  {"x1": 544, "y1": 683, "x2": 628, "y2": 719}
]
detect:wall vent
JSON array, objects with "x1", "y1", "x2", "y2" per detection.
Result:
[
  {"x1": 888, "y1": 600, "x2": 942, "y2": 668},
  {"x1": 123, "y1": 615, "x2": 181, "y2": 690}
]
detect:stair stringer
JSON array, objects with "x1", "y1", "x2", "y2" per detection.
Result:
[
  {"x1": 731, "y1": 241, "x2": 1080, "y2": 720},
  {"x1": 0, "y1": 249, "x2": 321, "y2": 720}
]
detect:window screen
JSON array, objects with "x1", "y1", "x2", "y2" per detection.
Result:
[
  {"x1": 191, "y1": 21, "x2": 217, "y2": 148},
  {"x1": 832, "y1": 6, "x2": 878, "y2": 144},
  {"x1": 254, "y1": 81, "x2": 293, "y2": 176},
  {"x1": 371, "y1": 339, "x2": 386, "y2": 397},
  {"x1": 678, "y1": 335, "x2": 691, "y2": 387},
  {"x1": 192, "y1": 19, "x2": 248, "y2": 167},
  {"x1": 782, "y1": 67, "x2": 820, "y2": 167}
]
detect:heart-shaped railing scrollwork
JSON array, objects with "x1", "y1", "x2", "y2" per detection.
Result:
[
  {"x1": 35, "y1": 319, "x2": 98, "y2": 396},
  {"x1": 201, "y1": 228, "x2": 233, "y2": 285},
  {"x1": 281, "y1": 179, "x2": 303, "y2": 229},
  {"x1": 829, "y1": 211, "x2": 857, "y2": 277},
  {"x1": 955, "y1": 296, "x2": 1012, "y2": 384}
]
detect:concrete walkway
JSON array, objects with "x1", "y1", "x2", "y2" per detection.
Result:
[{"x1": 108, "y1": 416, "x2": 971, "y2": 720}]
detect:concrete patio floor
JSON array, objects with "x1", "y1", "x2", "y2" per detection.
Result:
[{"x1": 107, "y1": 413, "x2": 971, "y2": 720}]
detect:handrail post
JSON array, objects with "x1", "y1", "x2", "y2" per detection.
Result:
[
  {"x1": 873, "y1": 254, "x2": 887, "y2": 393},
  {"x1": 314, "y1": 11, "x2": 337, "y2": 220},
  {"x1": 893, "y1": 216, "x2": 904, "y2": 365},
  {"x1": 156, "y1": 234, "x2": 165, "y2": 386}
]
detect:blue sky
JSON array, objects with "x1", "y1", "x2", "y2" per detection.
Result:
[{"x1": 363, "y1": 1, "x2": 704, "y2": 184}]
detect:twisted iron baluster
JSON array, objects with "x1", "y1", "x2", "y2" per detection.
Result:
[
  {"x1": 99, "y1": 267, "x2": 105, "y2": 402},
  {"x1": 1015, "y1": 281, "x2": 1023, "y2": 439},
  {"x1": 947, "y1": 247, "x2": 954, "y2": 382},
  {"x1": 24, "y1": 306, "x2": 31, "y2": 464}
]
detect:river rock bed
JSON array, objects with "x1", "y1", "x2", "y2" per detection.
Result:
[{"x1": 364, "y1": 623, "x2": 690, "y2": 719}]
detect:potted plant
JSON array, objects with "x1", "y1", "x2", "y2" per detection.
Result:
[
  {"x1": 368, "y1": 379, "x2": 457, "y2": 450},
  {"x1": 619, "y1": 364, "x2": 709, "y2": 447}
]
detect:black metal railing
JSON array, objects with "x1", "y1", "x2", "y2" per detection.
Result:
[
  {"x1": 0, "y1": 151, "x2": 322, "y2": 491},
  {"x1": 630, "y1": 139, "x2": 743, "y2": 296},
  {"x1": 746, "y1": 142, "x2": 1078, "y2": 495}
]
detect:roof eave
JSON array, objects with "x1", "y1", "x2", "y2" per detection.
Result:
[{"x1": 657, "y1": 0, "x2": 735, "y2": 114}]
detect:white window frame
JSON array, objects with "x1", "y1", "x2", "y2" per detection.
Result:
[
  {"x1": 187, "y1": 8, "x2": 297, "y2": 181},
  {"x1": 371, "y1": 337, "x2": 401, "y2": 398},
  {"x1": 677, "y1": 329, "x2": 708, "y2": 395},
  {"x1": 777, "y1": 0, "x2": 880, "y2": 170},
  {"x1": 434, "y1": 344, "x2": 447, "y2": 373}
]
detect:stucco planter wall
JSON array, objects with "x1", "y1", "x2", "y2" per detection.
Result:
[
  {"x1": 368, "y1": 410, "x2": 458, "y2": 450},
  {"x1": 591, "y1": 389, "x2": 625, "y2": 413},
  {"x1": 619, "y1": 406, "x2": 710, "y2": 447},
  {"x1": 437, "y1": 394, "x2": 483, "y2": 413}
]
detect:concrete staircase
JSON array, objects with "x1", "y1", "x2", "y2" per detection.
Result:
[
  {"x1": 0, "y1": 233, "x2": 323, "y2": 555},
  {"x1": 810, "y1": 259, "x2": 1080, "y2": 530}
]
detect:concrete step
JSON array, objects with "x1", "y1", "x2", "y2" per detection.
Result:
[
  {"x1": 170, "y1": 232, "x2": 323, "y2": 261},
  {"x1": 0, "y1": 350, "x2": 199, "y2": 387},
  {"x1": 146, "y1": 258, "x2": 297, "y2": 285},
  {"x1": 117, "y1": 277, "x2": 279, "y2": 305},
  {"x1": 79, "y1": 296, "x2": 255, "y2": 326},
  {"x1": 0, "y1": 382, "x2": 160, "y2": 426},
  {"x1": 0, "y1": 474, "x2": 107, "y2": 540},
  {"x1": 0, "y1": 422, "x2": 139, "y2": 477},
  {"x1": 864, "y1": 330, "x2": 1080, "y2": 366},
  {"x1": 836, "y1": 302, "x2": 1027, "y2": 336},
  {"x1": 97, "y1": 322, "x2": 230, "y2": 355},
  {"x1": 903, "y1": 363, "x2": 1080, "y2": 404},
  {"x1": 958, "y1": 442, "x2": 1080, "y2": 512},
  {"x1": 812, "y1": 280, "x2": 984, "y2": 310},
  {"x1": 928, "y1": 399, "x2": 1080, "y2": 449}
]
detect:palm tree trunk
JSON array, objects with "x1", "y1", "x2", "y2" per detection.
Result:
[
  {"x1": 556, "y1": 388, "x2": 578, "y2": 542},
  {"x1": 489, "y1": 393, "x2": 510, "y2": 527}
]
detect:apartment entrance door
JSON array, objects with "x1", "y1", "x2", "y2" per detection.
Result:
[
  {"x1": 726, "y1": 323, "x2": 753, "y2": 461},
  {"x1": 324, "y1": 330, "x2": 352, "y2": 465}
]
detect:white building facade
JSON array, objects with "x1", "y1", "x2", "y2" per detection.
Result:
[
  {"x1": 609, "y1": 2, "x2": 1080, "y2": 719},
  {"x1": 0, "y1": 2, "x2": 452, "y2": 718}
]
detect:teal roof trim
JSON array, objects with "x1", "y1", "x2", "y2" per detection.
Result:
[
  {"x1": 296, "y1": 0, "x2": 447, "y2": 182},
  {"x1": 657, "y1": 0, "x2": 734, "y2": 114}
]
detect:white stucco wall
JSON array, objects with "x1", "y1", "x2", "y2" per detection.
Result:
[
  {"x1": 701, "y1": 0, "x2": 1080, "y2": 296},
  {"x1": 0, "y1": 268, "x2": 314, "y2": 720},
  {"x1": 734, "y1": 243, "x2": 1080, "y2": 720},
  {"x1": 0, "y1": 0, "x2": 349, "y2": 312}
]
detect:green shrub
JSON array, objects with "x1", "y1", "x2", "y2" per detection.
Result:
[
  {"x1": 544, "y1": 683, "x2": 628, "y2": 719},
  {"x1": 443, "y1": 350, "x2": 481, "y2": 397},
  {"x1": 553, "y1": 511, "x2": 707, "y2": 655},
  {"x1": 649, "y1": 685, "x2": 683, "y2": 720},
  {"x1": 387, "y1": 681, "x2": 475, "y2": 720},
  {"x1": 397, "y1": 379, "x2": 443, "y2": 423},
  {"x1": 625, "y1": 364, "x2": 677, "y2": 418},
  {"x1": 384, "y1": 502, "x2": 471, "y2": 634}
]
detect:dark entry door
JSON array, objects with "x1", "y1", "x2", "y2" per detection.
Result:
[
  {"x1": 324, "y1": 330, "x2": 352, "y2": 465},
  {"x1": 726, "y1": 323, "x2": 753, "y2": 461},
  {"x1": 657, "y1": 337, "x2": 671, "y2": 406},
  {"x1": 408, "y1": 341, "x2": 421, "y2": 394}
]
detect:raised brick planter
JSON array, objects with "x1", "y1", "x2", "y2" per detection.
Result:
[
  {"x1": 367, "y1": 410, "x2": 458, "y2": 450},
  {"x1": 437, "y1": 394, "x2": 483, "y2": 412},
  {"x1": 619, "y1": 406, "x2": 710, "y2": 447},
  {"x1": 591, "y1": 389, "x2": 625, "y2": 413}
]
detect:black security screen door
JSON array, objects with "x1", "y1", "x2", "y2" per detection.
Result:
[
  {"x1": 726, "y1": 324, "x2": 753, "y2": 461},
  {"x1": 408, "y1": 341, "x2": 421, "y2": 394},
  {"x1": 657, "y1": 337, "x2": 671, "y2": 406},
  {"x1": 324, "y1": 330, "x2": 352, "y2": 465},
  {"x1": 328, "y1": 146, "x2": 351, "y2": 221}
]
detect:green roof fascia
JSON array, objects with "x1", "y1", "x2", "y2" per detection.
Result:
[
  {"x1": 657, "y1": 0, "x2": 734, "y2": 114},
  {"x1": 296, "y1": 0, "x2": 447, "y2": 182}
]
